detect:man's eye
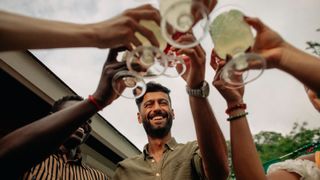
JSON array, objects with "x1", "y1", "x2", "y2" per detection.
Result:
[
  {"x1": 160, "y1": 100, "x2": 168, "y2": 105},
  {"x1": 144, "y1": 103, "x2": 152, "y2": 108}
]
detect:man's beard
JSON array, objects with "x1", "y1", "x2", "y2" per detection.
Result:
[{"x1": 142, "y1": 109, "x2": 173, "y2": 138}]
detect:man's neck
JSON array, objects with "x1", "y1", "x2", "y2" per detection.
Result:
[
  {"x1": 147, "y1": 133, "x2": 171, "y2": 162},
  {"x1": 59, "y1": 145, "x2": 80, "y2": 161}
]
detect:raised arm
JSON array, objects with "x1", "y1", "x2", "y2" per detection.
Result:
[
  {"x1": 176, "y1": 34, "x2": 229, "y2": 180},
  {"x1": 245, "y1": 17, "x2": 320, "y2": 92},
  {"x1": 0, "y1": 47, "x2": 127, "y2": 177},
  {"x1": 0, "y1": 4, "x2": 160, "y2": 51},
  {"x1": 210, "y1": 52, "x2": 266, "y2": 180}
]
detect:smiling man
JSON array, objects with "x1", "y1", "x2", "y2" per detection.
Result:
[
  {"x1": 113, "y1": 81, "x2": 228, "y2": 180},
  {"x1": 113, "y1": 33, "x2": 228, "y2": 180}
]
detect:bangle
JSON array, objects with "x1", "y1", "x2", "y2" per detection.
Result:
[
  {"x1": 227, "y1": 112, "x2": 248, "y2": 121},
  {"x1": 88, "y1": 95, "x2": 103, "y2": 111},
  {"x1": 225, "y1": 103, "x2": 246, "y2": 114}
]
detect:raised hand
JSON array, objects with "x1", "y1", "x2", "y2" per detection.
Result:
[
  {"x1": 210, "y1": 49, "x2": 244, "y2": 106},
  {"x1": 244, "y1": 16, "x2": 287, "y2": 68},
  {"x1": 173, "y1": 33, "x2": 206, "y2": 88},
  {"x1": 92, "y1": 47, "x2": 128, "y2": 106},
  {"x1": 92, "y1": 4, "x2": 161, "y2": 50}
]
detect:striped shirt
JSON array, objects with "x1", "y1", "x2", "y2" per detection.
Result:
[{"x1": 22, "y1": 151, "x2": 109, "y2": 180}]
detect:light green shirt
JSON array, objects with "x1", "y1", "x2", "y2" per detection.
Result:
[{"x1": 113, "y1": 138, "x2": 206, "y2": 180}]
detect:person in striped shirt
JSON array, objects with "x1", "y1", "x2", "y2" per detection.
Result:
[
  {"x1": 0, "y1": 48, "x2": 127, "y2": 179},
  {"x1": 22, "y1": 95, "x2": 109, "y2": 180}
]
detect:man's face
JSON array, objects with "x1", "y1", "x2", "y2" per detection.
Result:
[
  {"x1": 60, "y1": 101, "x2": 92, "y2": 149},
  {"x1": 138, "y1": 92, "x2": 175, "y2": 138}
]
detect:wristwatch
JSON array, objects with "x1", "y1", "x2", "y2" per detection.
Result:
[{"x1": 186, "y1": 80, "x2": 209, "y2": 98}]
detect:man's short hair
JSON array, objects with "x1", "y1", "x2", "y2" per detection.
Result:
[
  {"x1": 135, "y1": 82, "x2": 171, "y2": 110},
  {"x1": 51, "y1": 95, "x2": 83, "y2": 113}
]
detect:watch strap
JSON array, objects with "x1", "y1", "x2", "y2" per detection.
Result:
[{"x1": 186, "y1": 80, "x2": 209, "y2": 98}]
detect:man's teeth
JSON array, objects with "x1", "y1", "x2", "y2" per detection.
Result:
[{"x1": 151, "y1": 116, "x2": 164, "y2": 120}]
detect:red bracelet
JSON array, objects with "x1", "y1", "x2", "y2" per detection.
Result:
[
  {"x1": 88, "y1": 95, "x2": 103, "y2": 111},
  {"x1": 225, "y1": 103, "x2": 246, "y2": 114}
]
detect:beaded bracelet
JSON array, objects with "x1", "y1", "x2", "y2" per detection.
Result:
[
  {"x1": 225, "y1": 103, "x2": 247, "y2": 114},
  {"x1": 227, "y1": 112, "x2": 248, "y2": 121}
]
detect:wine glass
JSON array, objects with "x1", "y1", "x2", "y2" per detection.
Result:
[
  {"x1": 111, "y1": 20, "x2": 187, "y2": 99},
  {"x1": 162, "y1": 43, "x2": 187, "y2": 78},
  {"x1": 209, "y1": 5, "x2": 266, "y2": 89},
  {"x1": 159, "y1": 0, "x2": 210, "y2": 48},
  {"x1": 131, "y1": 20, "x2": 187, "y2": 78}
]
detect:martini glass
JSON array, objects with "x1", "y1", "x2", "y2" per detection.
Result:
[
  {"x1": 209, "y1": 5, "x2": 266, "y2": 89},
  {"x1": 163, "y1": 52, "x2": 187, "y2": 78},
  {"x1": 159, "y1": 0, "x2": 210, "y2": 48}
]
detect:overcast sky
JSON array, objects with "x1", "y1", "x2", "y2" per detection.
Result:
[{"x1": 1, "y1": 0, "x2": 319, "y2": 150}]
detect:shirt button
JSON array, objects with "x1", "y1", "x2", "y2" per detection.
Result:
[{"x1": 156, "y1": 173, "x2": 160, "y2": 176}]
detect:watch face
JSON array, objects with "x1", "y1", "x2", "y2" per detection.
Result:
[{"x1": 202, "y1": 81, "x2": 209, "y2": 97}]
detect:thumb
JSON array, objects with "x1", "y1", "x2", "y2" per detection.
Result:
[
  {"x1": 244, "y1": 16, "x2": 264, "y2": 33},
  {"x1": 106, "y1": 46, "x2": 128, "y2": 65},
  {"x1": 213, "y1": 79, "x2": 226, "y2": 91}
]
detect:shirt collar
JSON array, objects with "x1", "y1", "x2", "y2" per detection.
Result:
[
  {"x1": 142, "y1": 137, "x2": 178, "y2": 160},
  {"x1": 57, "y1": 148, "x2": 83, "y2": 165}
]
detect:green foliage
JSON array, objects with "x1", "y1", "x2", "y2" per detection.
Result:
[
  {"x1": 226, "y1": 122, "x2": 319, "y2": 179},
  {"x1": 306, "y1": 41, "x2": 320, "y2": 56},
  {"x1": 254, "y1": 122, "x2": 320, "y2": 163}
]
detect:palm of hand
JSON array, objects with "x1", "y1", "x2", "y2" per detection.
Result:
[{"x1": 214, "y1": 76, "x2": 244, "y2": 104}]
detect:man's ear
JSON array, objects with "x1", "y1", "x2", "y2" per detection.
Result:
[
  {"x1": 137, "y1": 112, "x2": 142, "y2": 124},
  {"x1": 172, "y1": 109, "x2": 175, "y2": 120}
]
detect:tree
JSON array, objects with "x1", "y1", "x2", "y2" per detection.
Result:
[
  {"x1": 254, "y1": 122, "x2": 320, "y2": 163},
  {"x1": 226, "y1": 122, "x2": 319, "y2": 179}
]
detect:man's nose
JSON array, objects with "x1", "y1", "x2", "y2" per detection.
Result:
[{"x1": 153, "y1": 102, "x2": 161, "y2": 110}]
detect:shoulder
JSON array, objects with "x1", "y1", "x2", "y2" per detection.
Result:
[
  {"x1": 176, "y1": 140, "x2": 199, "y2": 153},
  {"x1": 117, "y1": 154, "x2": 144, "y2": 167},
  {"x1": 175, "y1": 140, "x2": 198, "y2": 149},
  {"x1": 267, "y1": 159, "x2": 320, "y2": 180},
  {"x1": 82, "y1": 163, "x2": 109, "y2": 179}
]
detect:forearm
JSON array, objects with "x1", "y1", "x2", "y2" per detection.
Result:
[
  {"x1": 189, "y1": 96, "x2": 229, "y2": 180},
  {"x1": 278, "y1": 43, "x2": 320, "y2": 91},
  {"x1": 0, "y1": 11, "x2": 97, "y2": 51},
  {"x1": 229, "y1": 109, "x2": 266, "y2": 180},
  {"x1": 0, "y1": 99, "x2": 98, "y2": 175}
]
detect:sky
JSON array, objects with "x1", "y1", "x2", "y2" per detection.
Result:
[{"x1": 1, "y1": 0, "x2": 319, "y2": 150}]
